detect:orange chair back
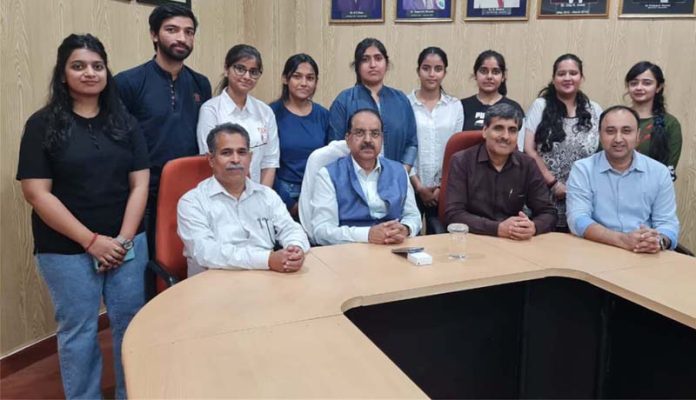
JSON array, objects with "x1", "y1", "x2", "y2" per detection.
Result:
[
  {"x1": 437, "y1": 130, "x2": 484, "y2": 223},
  {"x1": 155, "y1": 155, "x2": 212, "y2": 293}
]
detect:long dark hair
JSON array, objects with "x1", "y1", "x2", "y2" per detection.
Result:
[
  {"x1": 43, "y1": 33, "x2": 133, "y2": 154},
  {"x1": 351, "y1": 38, "x2": 389, "y2": 85},
  {"x1": 279, "y1": 53, "x2": 319, "y2": 102},
  {"x1": 534, "y1": 54, "x2": 593, "y2": 153},
  {"x1": 625, "y1": 61, "x2": 668, "y2": 165},
  {"x1": 473, "y1": 50, "x2": 507, "y2": 96},
  {"x1": 216, "y1": 44, "x2": 263, "y2": 94}
]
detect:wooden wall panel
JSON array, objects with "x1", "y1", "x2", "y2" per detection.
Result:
[{"x1": 1, "y1": 0, "x2": 694, "y2": 355}]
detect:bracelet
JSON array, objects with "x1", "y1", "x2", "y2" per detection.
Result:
[
  {"x1": 547, "y1": 178, "x2": 558, "y2": 189},
  {"x1": 84, "y1": 232, "x2": 98, "y2": 252}
]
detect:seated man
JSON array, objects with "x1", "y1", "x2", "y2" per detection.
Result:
[
  {"x1": 178, "y1": 123, "x2": 310, "y2": 276},
  {"x1": 444, "y1": 103, "x2": 557, "y2": 239},
  {"x1": 567, "y1": 105, "x2": 679, "y2": 253},
  {"x1": 310, "y1": 109, "x2": 421, "y2": 245}
]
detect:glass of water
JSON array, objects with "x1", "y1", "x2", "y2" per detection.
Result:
[{"x1": 447, "y1": 223, "x2": 469, "y2": 260}]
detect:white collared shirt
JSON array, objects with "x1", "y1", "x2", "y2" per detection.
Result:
[
  {"x1": 311, "y1": 157, "x2": 421, "y2": 245},
  {"x1": 197, "y1": 90, "x2": 280, "y2": 183},
  {"x1": 407, "y1": 90, "x2": 464, "y2": 187},
  {"x1": 177, "y1": 176, "x2": 310, "y2": 276}
]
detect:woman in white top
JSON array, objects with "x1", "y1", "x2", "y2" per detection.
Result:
[
  {"x1": 523, "y1": 53, "x2": 602, "y2": 231},
  {"x1": 197, "y1": 44, "x2": 279, "y2": 186},
  {"x1": 407, "y1": 47, "x2": 464, "y2": 220}
]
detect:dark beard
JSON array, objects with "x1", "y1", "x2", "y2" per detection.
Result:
[{"x1": 158, "y1": 42, "x2": 192, "y2": 62}]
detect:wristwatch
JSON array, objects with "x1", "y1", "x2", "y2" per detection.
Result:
[
  {"x1": 658, "y1": 235, "x2": 670, "y2": 251},
  {"x1": 115, "y1": 235, "x2": 134, "y2": 251}
]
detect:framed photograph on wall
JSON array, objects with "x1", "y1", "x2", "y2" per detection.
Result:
[
  {"x1": 537, "y1": 0, "x2": 609, "y2": 17},
  {"x1": 136, "y1": 0, "x2": 191, "y2": 7},
  {"x1": 331, "y1": 0, "x2": 385, "y2": 23},
  {"x1": 619, "y1": 0, "x2": 695, "y2": 17},
  {"x1": 395, "y1": 0, "x2": 455, "y2": 22},
  {"x1": 464, "y1": 0, "x2": 529, "y2": 20}
]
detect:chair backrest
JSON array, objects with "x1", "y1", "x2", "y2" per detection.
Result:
[
  {"x1": 298, "y1": 140, "x2": 350, "y2": 244},
  {"x1": 155, "y1": 155, "x2": 212, "y2": 293},
  {"x1": 437, "y1": 130, "x2": 484, "y2": 223}
]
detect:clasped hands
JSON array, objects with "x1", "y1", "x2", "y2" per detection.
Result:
[
  {"x1": 498, "y1": 211, "x2": 537, "y2": 241},
  {"x1": 622, "y1": 225, "x2": 662, "y2": 254},
  {"x1": 88, "y1": 235, "x2": 128, "y2": 272},
  {"x1": 269, "y1": 245, "x2": 305, "y2": 273},
  {"x1": 368, "y1": 220, "x2": 410, "y2": 245}
]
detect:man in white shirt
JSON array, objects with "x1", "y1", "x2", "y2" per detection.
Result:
[
  {"x1": 310, "y1": 109, "x2": 421, "y2": 245},
  {"x1": 178, "y1": 123, "x2": 309, "y2": 276}
]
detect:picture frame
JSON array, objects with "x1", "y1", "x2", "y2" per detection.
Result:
[
  {"x1": 464, "y1": 0, "x2": 529, "y2": 20},
  {"x1": 395, "y1": 0, "x2": 455, "y2": 22},
  {"x1": 136, "y1": 0, "x2": 191, "y2": 7},
  {"x1": 537, "y1": 0, "x2": 610, "y2": 18},
  {"x1": 330, "y1": 0, "x2": 386, "y2": 23},
  {"x1": 619, "y1": 0, "x2": 695, "y2": 18}
]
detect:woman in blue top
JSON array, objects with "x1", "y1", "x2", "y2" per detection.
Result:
[
  {"x1": 270, "y1": 54, "x2": 330, "y2": 217},
  {"x1": 329, "y1": 37, "x2": 418, "y2": 170}
]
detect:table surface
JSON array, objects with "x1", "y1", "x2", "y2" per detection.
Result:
[{"x1": 123, "y1": 233, "x2": 696, "y2": 398}]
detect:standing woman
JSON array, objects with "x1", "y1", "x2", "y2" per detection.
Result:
[
  {"x1": 625, "y1": 61, "x2": 682, "y2": 181},
  {"x1": 329, "y1": 37, "x2": 418, "y2": 170},
  {"x1": 460, "y1": 50, "x2": 524, "y2": 131},
  {"x1": 407, "y1": 47, "x2": 463, "y2": 219},
  {"x1": 197, "y1": 44, "x2": 279, "y2": 186},
  {"x1": 16, "y1": 34, "x2": 149, "y2": 399},
  {"x1": 524, "y1": 53, "x2": 602, "y2": 231},
  {"x1": 270, "y1": 54, "x2": 330, "y2": 217}
]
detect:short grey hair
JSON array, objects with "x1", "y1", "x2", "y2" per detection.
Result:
[
  {"x1": 206, "y1": 123, "x2": 250, "y2": 153},
  {"x1": 483, "y1": 103, "x2": 524, "y2": 129}
]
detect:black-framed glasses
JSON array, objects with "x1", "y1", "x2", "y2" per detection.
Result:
[
  {"x1": 232, "y1": 64, "x2": 262, "y2": 79},
  {"x1": 349, "y1": 129, "x2": 383, "y2": 139}
]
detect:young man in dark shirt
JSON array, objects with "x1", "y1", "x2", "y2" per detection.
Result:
[
  {"x1": 444, "y1": 103, "x2": 557, "y2": 239},
  {"x1": 115, "y1": 3, "x2": 211, "y2": 255}
]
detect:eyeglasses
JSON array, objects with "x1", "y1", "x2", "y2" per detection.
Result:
[
  {"x1": 349, "y1": 129, "x2": 383, "y2": 139},
  {"x1": 231, "y1": 64, "x2": 262, "y2": 79}
]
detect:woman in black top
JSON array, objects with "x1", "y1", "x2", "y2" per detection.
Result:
[
  {"x1": 461, "y1": 50, "x2": 524, "y2": 131},
  {"x1": 16, "y1": 34, "x2": 149, "y2": 399}
]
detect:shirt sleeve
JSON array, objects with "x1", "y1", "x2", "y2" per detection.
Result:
[
  {"x1": 269, "y1": 190, "x2": 310, "y2": 251},
  {"x1": 524, "y1": 98, "x2": 545, "y2": 135},
  {"x1": 196, "y1": 102, "x2": 217, "y2": 154},
  {"x1": 443, "y1": 153, "x2": 500, "y2": 236},
  {"x1": 400, "y1": 170, "x2": 422, "y2": 237},
  {"x1": 130, "y1": 126, "x2": 150, "y2": 171},
  {"x1": 524, "y1": 158, "x2": 558, "y2": 234},
  {"x1": 329, "y1": 95, "x2": 348, "y2": 142},
  {"x1": 260, "y1": 109, "x2": 280, "y2": 169},
  {"x1": 454, "y1": 101, "x2": 465, "y2": 134},
  {"x1": 16, "y1": 115, "x2": 53, "y2": 180},
  {"x1": 311, "y1": 167, "x2": 371, "y2": 245},
  {"x1": 177, "y1": 191, "x2": 271, "y2": 270},
  {"x1": 651, "y1": 166, "x2": 679, "y2": 249},
  {"x1": 566, "y1": 160, "x2": 597, "y2": 238},
  {"x1": 665, "y1": 115, "x2": 683, "y2": 171}
]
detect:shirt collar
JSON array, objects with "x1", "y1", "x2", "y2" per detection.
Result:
[
  {"x1": 409, "y1": 89, "x2": 455, "y2": 107},
  {"x1": 220, "y1": 89, "x2": 255, "y2": 116},
  {"x1": 351, "y1": 155, "x2": 382, "y2": 177},
  {"x1": 207, "y1": 175, "x2": 263, "y2": 199},
  {"x1": 598, "y1": 150, "x2": 645, "y2": 174},
  {"x1": 475, "y1": 143, "x2": 520, "y2": 168}
]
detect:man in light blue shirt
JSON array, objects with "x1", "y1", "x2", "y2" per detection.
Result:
[{"x1": 567, "y1": 105, "x2": 679, "y2": 253}]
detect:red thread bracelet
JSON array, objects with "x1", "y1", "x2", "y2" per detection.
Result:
[{"x1": 84, "y1": 233, "x2": 98, "y2": 252}]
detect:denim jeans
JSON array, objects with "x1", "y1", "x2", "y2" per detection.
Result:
[
  {"x1": 273, "y1": 177, "x2": 301, "y2": 210},
  {"x1": 36, "y1": 232, "x2": 147, "y2": 399}
]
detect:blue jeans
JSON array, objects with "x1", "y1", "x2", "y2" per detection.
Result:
[
  {"x1": 273, "y1": 177, "x2": 301, "y2": 210},
  {"x1": 36, "y1": 233, "x2": 147, "y2": 399}
]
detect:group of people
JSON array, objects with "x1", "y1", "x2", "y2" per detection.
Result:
[{"x1": 15, "y1": 3, "x2": 683, "y2": 399}]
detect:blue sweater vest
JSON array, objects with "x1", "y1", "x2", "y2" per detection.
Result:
[{"x1": 326, "y1": 156, "x2": 407, "y2": 227}]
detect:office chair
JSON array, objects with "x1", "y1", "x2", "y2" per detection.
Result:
[
  {"x1": 428, "y1": 130, "x2": 484, "y2": 234},
  {"x1": 147, "y1": 155, "x2": 212, "y2": 294}
]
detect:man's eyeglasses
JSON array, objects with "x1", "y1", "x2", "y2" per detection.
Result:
[
  {"x1": 231, "y1": 64, "x2": 262, "y2": 79},
  {"x1": 349, "y1": 129, "x2": 383, "y2": 139}
]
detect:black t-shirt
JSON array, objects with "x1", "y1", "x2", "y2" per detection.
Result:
[
  {"x1": 461, "y1": 95, "x2": 525, "y2": 131},
  {"x1": 16, "y1": 109, "x2": 149, "y2": 254}
]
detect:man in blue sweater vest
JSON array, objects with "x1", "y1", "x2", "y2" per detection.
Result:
[{"x1": 310, "y1": 109, "x2": 421, "y2": 245}]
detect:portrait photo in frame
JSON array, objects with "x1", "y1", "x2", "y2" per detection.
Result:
[
  {"x1": 619, "y1": 0, "x2": 695, "y2": 17},
  {"x1": 537, "y1": 0, "x2": 609, "y2": 17},
  {"x1": 465, "y1": 0, "x2": 529, "y2": 20},
  {"x1": 331, "y1": 0, "x2": 385, "y2": 23},
  {"x1": 136, "y1": 0, "x2": 191, "y2": 7},
  {"x1": 395, "y1": 0, "x2": 455, "y2": 22}
]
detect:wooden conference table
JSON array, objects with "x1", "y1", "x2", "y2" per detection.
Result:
[{"x1": 122, "y1": 233, "x2": 696, "y2": 398}]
